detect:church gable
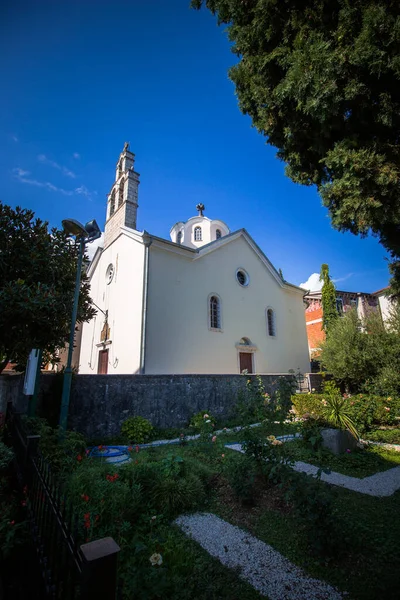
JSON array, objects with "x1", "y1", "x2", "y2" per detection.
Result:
[{"x1": 192, "y1": 229, "x2": 303, "y2": 295}]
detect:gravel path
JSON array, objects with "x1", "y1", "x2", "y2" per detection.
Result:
[
  {"x1": 175, "y1": 513, "x2": 343, "y2": 600},
  {"x1": 226, "y1": 443, "x2": 400, "y2": 497}
]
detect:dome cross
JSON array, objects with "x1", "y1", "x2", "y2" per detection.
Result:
[{"x1": 196, "y1": 203, "x2": 205, "y2": 217}]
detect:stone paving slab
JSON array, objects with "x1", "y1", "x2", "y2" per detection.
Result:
[
  {"x1": 175, "y1": 513, "x2": 343, "y2": 600},
  {"x1": 226, "y1": 443, "x2": 400, "y2": 497}
]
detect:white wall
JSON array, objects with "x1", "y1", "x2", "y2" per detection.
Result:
[
  {"x1": 378, "y1": 294, "x2": 392, "y2": 325},
  {"x1": 145, "y1": 235, "x2": 309, "y2": 374},
  {"x1": 79, "y1": 233, "x2": 145, "y2": 374}
]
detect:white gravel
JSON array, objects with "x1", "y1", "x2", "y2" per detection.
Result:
[
  {"x1": 175, "y1": 513, "x2": 343, "y2": 600},
  {"x1": 226, "y1": 443, "x2": 400, "y2": 497}
]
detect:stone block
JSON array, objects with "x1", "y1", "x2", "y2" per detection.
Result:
[{"x1": 321, "y1": 428, "x2": 358, "y2": 455}]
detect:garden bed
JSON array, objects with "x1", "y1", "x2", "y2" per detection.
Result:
[
  {"x1": 281, "y1": 439, "x2": 400, "y2": 478},
  {"x1": 363, "y1": 427, "x2": 400, "y2": 445}
]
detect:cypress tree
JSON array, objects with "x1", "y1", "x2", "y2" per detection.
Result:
[{"x1": 320, "y1": 264, "x2": 338, "y2": 334}]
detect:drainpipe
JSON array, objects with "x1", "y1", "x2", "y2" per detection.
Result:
[{"x1": 139, "y1": 235, "x2": 152, "y2": 374}]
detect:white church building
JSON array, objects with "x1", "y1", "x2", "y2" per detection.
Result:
[{"x1": 79, "y1": 144, "x2": 310, "y2": 375}]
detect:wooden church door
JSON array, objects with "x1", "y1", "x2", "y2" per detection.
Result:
[
  {"x1": 239, "y1": 352, "x2": 253, "y2": 374},
  {"x1": 98, "y1": 350, "x2": 109, "y2": 374}
]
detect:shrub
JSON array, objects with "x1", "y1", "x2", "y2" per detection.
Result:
[
  {"x1": 242, "y1": 427, "x2": 294, "y2": 484},
  {"x1": 284, "y1": 471, "x2": 341, "y2": 557},
  {"x1": 292, "y1": 393, "x2": 327, "y2": 419},
  {"x1": 121, "y1": 416, "x2": 153, "y2": 444},
  {"x1": 347, "y1": 394, "x2": 400, "y2": 433},
  {"x1": 65, "y1": 459, "x2": 141, "y2": 544},
  {"x1": 21, "y1": 416, "x2": 86, "y2": 473},
  {"x1": 0, "y1": 442, "x2": 14, "y2": 471},
  {"x1": 222, "y1": 453, "x2": 258, "y2": 505},
  {"x1": 300, "y1": 417, "x2": 323, "y2": 451},
  {"x1": 189, "y1": 411, "x2": 216, "y2": 431},
  {"x1": 151, "y1": 472, "x2": 205, "y2": 516},
  {"x1": 293, "y1": 392, "x2": 399, "y2": 434},
  {"x1": 364, "y1": 429, "x2": 400, "y2": 445}
]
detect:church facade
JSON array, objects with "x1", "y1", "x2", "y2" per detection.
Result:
[{"x1": 78, "y1": 145, "x2": 310, "y2": 375}]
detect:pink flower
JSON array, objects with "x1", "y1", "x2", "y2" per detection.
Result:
[
  {"x1": 212, "y1": 436, "x2": 217, "y2": 442},
  {"x1": 384, "y1": 407, "x2": 390, "y2": 411},
  {"x1": 221, "y1": 454, "x2": 225, "y2": 458},
  {"x1": 346, "y1": 449, "x2": 351, "y2": 453},
  {"x1": 135, "y1": 445, "x2": 140, "y2": 453}
]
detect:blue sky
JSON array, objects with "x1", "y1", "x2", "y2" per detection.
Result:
[{"x1": 0, "y1": 0, "x2": 390, "y2": 293}]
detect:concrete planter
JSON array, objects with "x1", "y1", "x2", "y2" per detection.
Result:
[{"x1": 321, "y1": 428, "x2": 358, "y2": 455}]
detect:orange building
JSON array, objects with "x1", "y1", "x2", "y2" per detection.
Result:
[{"x1": 304, "y1": 290, "x2": 380, "y2": 358}]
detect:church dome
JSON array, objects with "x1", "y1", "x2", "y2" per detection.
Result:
[{"x1": 170, "y1": 204, "x2": 230, "y2": 248}]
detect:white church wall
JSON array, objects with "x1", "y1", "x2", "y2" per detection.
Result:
[
  {"x1": 378, "y1": 293, "x2": 392, "y2": 325},
  {"x1": 79, "y1": 234, "x2": 145, "y2": 374},
  {"x1": 145, "y1": 236, "x2": 309, "y2": 374}
]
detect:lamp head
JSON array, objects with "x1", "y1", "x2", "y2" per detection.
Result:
[
  {"x1": 84, "y1": 219, "x2": 102, "y2": 243},
  {"x1": 62, "y1": 219, "x2": 87, "y2": 237}
]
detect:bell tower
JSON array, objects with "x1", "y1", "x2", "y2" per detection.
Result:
[{"x1": 104, "y1": 142, "x2": 140, "y2": 248}]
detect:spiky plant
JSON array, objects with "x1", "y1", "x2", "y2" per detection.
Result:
[{"x1": 322, "y1": 395, "x2": 359, "y2": 439}]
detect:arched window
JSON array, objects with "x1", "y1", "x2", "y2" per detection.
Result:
[
  {"x1": 118, "y1": 179, "x2": 125, "y2": 207},
  {"x1": 267, "y1": 308, "x2": 276, "y2": 336},
  {"x1": 209, "y1": 295, "x2": 221, "y2": 329},
  {"x1": 109, "y1": 190, "x2": 116, "y2": 217},
  {"x1": 177, "y1": 231, "x2": 182, "y2": 245},
  {"x1": 216, "y1": 229, "x2": 222, "y2": 239},
  {"x1": 194, "y1": 226, "x2": 202, "y2": 241}
]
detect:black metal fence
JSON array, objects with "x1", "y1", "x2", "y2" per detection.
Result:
[{"x1": 5, "y1": 402, "x2": 120, "y2": 600}]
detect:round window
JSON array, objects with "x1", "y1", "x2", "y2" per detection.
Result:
[
  {"x1": 236, "y1": 269, "x2": 249, "y2": 287},
  {"x1": 106, "y1": 264, "x2": 114, "y2": 285}
]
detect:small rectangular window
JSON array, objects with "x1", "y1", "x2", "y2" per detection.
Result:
[
  {"x1": 336, "y1": 297, "x2": 344, "y2": 315},
  {"x1": 210, "y1": 295, "x2": 221, "y2": 329}
]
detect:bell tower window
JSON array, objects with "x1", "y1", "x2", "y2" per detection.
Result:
[
  {"x1": 109, "y1": 189, "x2": 116, "y2": 217},
  {"x1": 118, "y1": 179, "x2": 125, "y2": 208},
  {"x1": 216, "y1": 229, "x2": 222, "y2": 239},
  {"x1": 194, "y1": 226, "x2": 202, "y2": 241}
]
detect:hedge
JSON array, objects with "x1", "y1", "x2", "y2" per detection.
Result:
[{"x1": 292, "y1": 393, "x2": 400, "y2": 433}]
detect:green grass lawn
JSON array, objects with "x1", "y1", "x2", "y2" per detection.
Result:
[
  {"x1": 280, "y1": 439, "x2": 400, "y2": 478},
  {"x1": 142, "y1": 439, "x2": 400, "y2": 600},
  {"x1": 211, "y1": 486, "x2": 400, "y2": 600}
]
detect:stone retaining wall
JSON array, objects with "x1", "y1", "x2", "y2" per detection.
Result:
[{"x1": 0, "y1": 372, "x2": 319, "y2": 438}]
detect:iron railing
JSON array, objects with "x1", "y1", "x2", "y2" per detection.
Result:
[{"x1": 5, "y1": 402, "x2": 120, "y2": 600}]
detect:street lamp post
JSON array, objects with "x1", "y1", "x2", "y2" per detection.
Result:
[{"x1": 58, "y1": 218, "x2": 101, "y2": 438}]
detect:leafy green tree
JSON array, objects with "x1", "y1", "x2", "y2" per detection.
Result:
[
  {"x1": 320, "y1": 306, "x2": 400, "y2": 393},
  {"x1": 0, "y1": 203, "x2": 96, "y2": 373},
  {"x1": 319, "y1": 263, "x2": 338, "y2": 333},
  {"x1": 193, "y1": 0, "x2": 400, "y2": 295}
]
